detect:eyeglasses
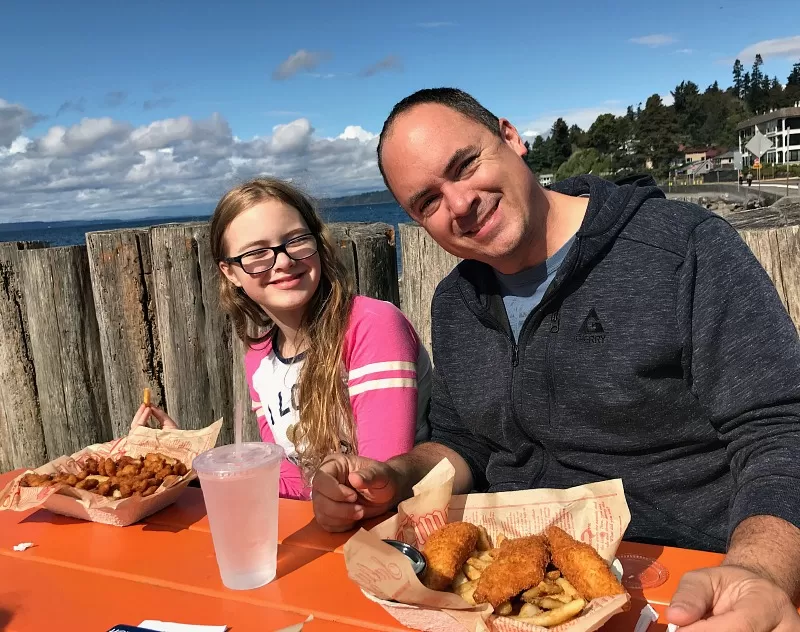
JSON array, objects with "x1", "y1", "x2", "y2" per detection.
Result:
[{"x1": 222, "y1": 233, "x2": 318, "y2": 275}]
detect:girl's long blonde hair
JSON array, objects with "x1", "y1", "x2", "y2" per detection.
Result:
[{"x1": 210, "y1": 178, "x2": 356, "y2": 479}]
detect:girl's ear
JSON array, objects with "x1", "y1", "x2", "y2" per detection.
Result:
[{"x1": 218, "y1": 261, "x2": 243, "y2": 288}]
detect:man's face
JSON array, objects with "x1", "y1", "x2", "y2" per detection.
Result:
[{"x1": 381, "y1": 103, "x2": 537, "y2": 269}]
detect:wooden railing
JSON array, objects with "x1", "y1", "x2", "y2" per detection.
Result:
[{"x1": 1, "y1": 215, "x2": 799, "y2": 472}]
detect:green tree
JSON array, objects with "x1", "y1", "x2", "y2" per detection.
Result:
[
  {"x1": 672, "y1": 80, "x2": 705, "y2": 146},
  {"x1": 549, "y1": 118, "x2": 572, "y2": 170},
  {"x1": 555, "y1": 148, "x2": 612, "y2": 181},
  {"x1": 525, "y1": 135, "x2": 551, "y2": 173},
  {"x1": 586, "y1": 114, "x2": 618, "y2": 155},
  {"x1": 569, "y1": 124, "x2": 587, "y2": 149},
  {"x1": 742, "y1": 71, "x2": 751, "y2": 102},
  {"x1": 636, "y1": 94, "x2": 678, "y2": 176},
  {"x1": 732, "y1": 59, "x2": 744, "y2": 99},
  {"x1": 767, "y1": 76, "x2": 784, "y2": 109},
  {"x1": 788, "y1": 61, "x2": 800, "y2": 86},
  {"x1": 748, "y1": 54, "x2": 766, "y2": 112},
  {"x1": 785, "y1": 61, "x2": 800, "y2": 108}
]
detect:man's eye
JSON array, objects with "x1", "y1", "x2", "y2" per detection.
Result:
[{"x1": 458, "y1": 156, "x2": 476, "y2": 175}]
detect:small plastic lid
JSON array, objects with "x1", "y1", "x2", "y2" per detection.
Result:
[
  {"x1": 193, "y1": 442, "x2": 284, "y2": 477},
  {"x1": 617, "y1": 554, "x2": 670, "y2": 589}
]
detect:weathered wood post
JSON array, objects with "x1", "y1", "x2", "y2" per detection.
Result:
[
  {"x1": 150, "y1": 223, "x2": 234, "y2": 445},
  {"x1": 398, "y1": 224, "x2": 460, "y2": 356},
  {"x1": 329, "y1": 222, "x2": 400, "y2": 306},
  {"x1": 17, "y1": 245, "x2": 111, "y2": 460},
  {"x1": 738, "y1": 224, "x2": 800, "y2": 331},
  {"x1": 0, "y1": 242, "x2": 48, "y2": 471},
  {"x1": 85, "y1": 229, "x2": 164, "y2": 439}
]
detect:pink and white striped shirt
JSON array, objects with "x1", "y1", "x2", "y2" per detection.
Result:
[{"x1": 245, "y1": 296, "x2": 431, "y2": 500}]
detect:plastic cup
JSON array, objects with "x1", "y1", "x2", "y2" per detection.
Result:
[{"x1": 193, "y1": 442, "x2": 284, "y2": 590}]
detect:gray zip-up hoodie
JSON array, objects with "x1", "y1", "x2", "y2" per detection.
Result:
[{"x1": 428, "y1": 174, "x2": 800, "y2": 553}]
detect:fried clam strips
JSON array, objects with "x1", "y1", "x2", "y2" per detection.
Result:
[
  {"x1": 474, "y1": 535, "x2": 550, "y2": 609},
  {"x1": 421, "y1": 522, "x2": 481, "y2": 591},
  {"x1": 545, "y1": 526, "x2": 627, "y2": 602}
]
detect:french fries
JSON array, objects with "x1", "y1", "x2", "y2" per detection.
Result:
[
  {"x1": 143, "y1": 387, "x2": 151, "y2": 406},
  {"x1": 443, "y1": 528, "x2": 594, "y2": 628}
]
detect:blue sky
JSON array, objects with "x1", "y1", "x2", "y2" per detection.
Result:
[{"x1": 2, "y1": 0, "x2": 800, "y2": 221}]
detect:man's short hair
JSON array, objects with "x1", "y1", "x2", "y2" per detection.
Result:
[{"x1": 377, "y1": 88, "x2": 501, "y2": 196}]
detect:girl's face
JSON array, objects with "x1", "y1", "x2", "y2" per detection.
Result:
[{"x1": 219, "y1": 199, "x2": 322, "y2": 321}]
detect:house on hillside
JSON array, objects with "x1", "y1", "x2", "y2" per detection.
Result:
[
  {"x1": 538, "y1": 173, "x2": 554, "y2": 186},
  {"x1": 737, "y1": 106, "x2": 800, "y2": 166},
  {"x1": 684, "y1": 147, "x2": 723, "y2": 164},
  {"x1": 713, "y1": 150, "x2": 736, "y2": 169}
]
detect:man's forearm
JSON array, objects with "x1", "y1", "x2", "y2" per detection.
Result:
[
  {"x1": 387, "y1": 442, "x2": 474, "y2": 506},
  {"x1": 724, "y1": 515, "x2": 800, "y2": 603}
]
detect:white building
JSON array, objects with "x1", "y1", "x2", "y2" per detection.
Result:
[
  {"x1": 737, "y1": 106, "x2": 800, "y2": 166},
  {"x1": 538, "y1": 173, "x2": 554, "y2": 186}
]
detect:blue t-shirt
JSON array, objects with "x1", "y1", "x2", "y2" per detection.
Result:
[{"x1": 494, "y1": 235, "x2": 576, "y2": 342}]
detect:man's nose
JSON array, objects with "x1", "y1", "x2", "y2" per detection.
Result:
[{"x1": 442, "y1": 182, "x2": 479, "y2": 218}]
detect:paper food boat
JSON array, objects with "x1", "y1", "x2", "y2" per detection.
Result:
[
  {"x1": 344, "y1": 459, "x2": 631, "y2": 632},
  {"x1": 0, "y1": 420, "x2": 222, "y2": 527}
]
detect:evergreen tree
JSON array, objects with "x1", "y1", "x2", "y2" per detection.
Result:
[
  {"x1": 742, "y1": 72, "x2": 751, "y2": 102},
  {"x1": 748, "y1": 55, "x2": 765, "y2": 112},
  {"x1": 568, "y1": 124, "x2": 587, "y2": 148},
  {"x1": 636, "y1": 94, "x2": 678, "y2": 176},
  {"x1": 525, "y1": 135, "x2": 551, "y2": 173},
  {"x1": 586, "y1": 114, "x2": 618, "y2": 155},
  {"x1": 549, "y1": 118, "x2": 572, "y2": 169},
  {"x1": 732, "y1": 59, "x2": 744, "y2": 99},
  {"x1": 672, "y1": 80, "x2": 705, "y2": 145}
]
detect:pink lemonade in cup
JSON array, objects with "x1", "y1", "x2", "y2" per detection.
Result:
[{"x1": 193, "y1": 442, "x2": 284, "y2": 590}]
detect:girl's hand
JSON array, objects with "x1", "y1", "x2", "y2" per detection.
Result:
[{"x1": 131, "y1": 403, "x2": 179, "y2": 431}]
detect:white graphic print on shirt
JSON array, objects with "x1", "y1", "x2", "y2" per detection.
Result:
[{"x1": 251, "y1": 352, "x2": 303, "y2": 464}]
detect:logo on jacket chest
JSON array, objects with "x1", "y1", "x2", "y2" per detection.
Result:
[{"x1": 575, "y1": 308, "x2": 606, "y2": 344}]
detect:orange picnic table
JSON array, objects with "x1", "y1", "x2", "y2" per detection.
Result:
[{"x1": 0, "y1": 468, "x2": 723, "y2": 631}]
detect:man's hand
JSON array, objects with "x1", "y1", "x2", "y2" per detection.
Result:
[
  {"x1": 666, "y1": 565, "x2": 800, "y2": 631},
  {"x1": 312, "y1": 454, "x2": 400, "y2": 533}
]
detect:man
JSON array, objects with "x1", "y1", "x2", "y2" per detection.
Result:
[{"x1": 312, "y1": 88, "x2": 800, "y2": 630}]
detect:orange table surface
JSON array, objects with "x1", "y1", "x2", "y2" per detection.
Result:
[{"x1": 0, "y1": 467, "x2": 724, "y2": 630}]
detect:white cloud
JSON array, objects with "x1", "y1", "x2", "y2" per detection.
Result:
[
  {"x1": 736, "y1": 35, "x2": 800, "y2": 63},
  {"x1": 520, "y1": 103, "x2": 628, "y2": 138},
  {"x1": 629, "y1": 34, "x2": 677, "y2": 47},
  {"x1": 417, "y1": 21, "x2": 454, "y2": 28},
  {"x1": 0, "y1": 100, "x2": 384, "y2": 221},
  {"x1": 35, "y1": 118, "x2": 132, "y2": 157},
  {"x1": 268, "y1": 118, "x2": 313, "y2": 153},
  {"x1": 338, "y1": 125, "x2": 376, "y2": 142},
  {"x1": 272, "y1": 50, "x2": 331, "y2": 80},
  {"x1": 660, "y1": 93, "x2": 675, "y2": 106},
  {"x1": 674, "y1": 48, "x2": 694, "y2": 55}
]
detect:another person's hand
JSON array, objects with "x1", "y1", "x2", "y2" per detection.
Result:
[
  {"x1": 667, "y1": 565, "x2": 800, "y2": 631},
  {"x1": 312, "y1": 454, "x2": 400, "y2": 533},
  {"x1": 130, "y1": 403, "x2": 179, "y2": 431}
]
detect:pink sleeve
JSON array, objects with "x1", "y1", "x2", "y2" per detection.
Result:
[
  {"x1": 343, "y1": 297, "x2": 419, "y2": 462},
  {"x1": 245, "y1": 342, "x2": 310, "y2": 500}
]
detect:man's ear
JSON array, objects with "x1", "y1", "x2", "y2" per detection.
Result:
[
  {"x1": 498, "y1": 118, "x2": 527, "y2": 158},
  {"x1": 218, "y1": 261, "x2": 243, "y2": 288}
]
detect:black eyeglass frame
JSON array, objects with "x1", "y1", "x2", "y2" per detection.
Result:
[{"x1": 221, "y1": 232, "x2": 318, "y2": 275}]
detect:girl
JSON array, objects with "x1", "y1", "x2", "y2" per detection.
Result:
[{"x1": 132, "y1": 178, "x2": 431, "y2": 499}]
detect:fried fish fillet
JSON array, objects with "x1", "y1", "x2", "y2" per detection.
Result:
[
  {"x1": 545, "y1": 526, "x2": 626, "y2": 601},
  {"x1": 473, "y1": 534, "x2": 550, "y2": 608},
  {"x1": 421, "y1": 522, "x2": 480, "y2": 591}
]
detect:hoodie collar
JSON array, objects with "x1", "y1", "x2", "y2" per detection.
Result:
[{"x1": 455, "y1": 174, "x2": 665, "y2": 322}]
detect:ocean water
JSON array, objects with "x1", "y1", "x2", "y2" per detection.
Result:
[{"x1": 0, "y1": 202, "x2": 409, "y2": 248}]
